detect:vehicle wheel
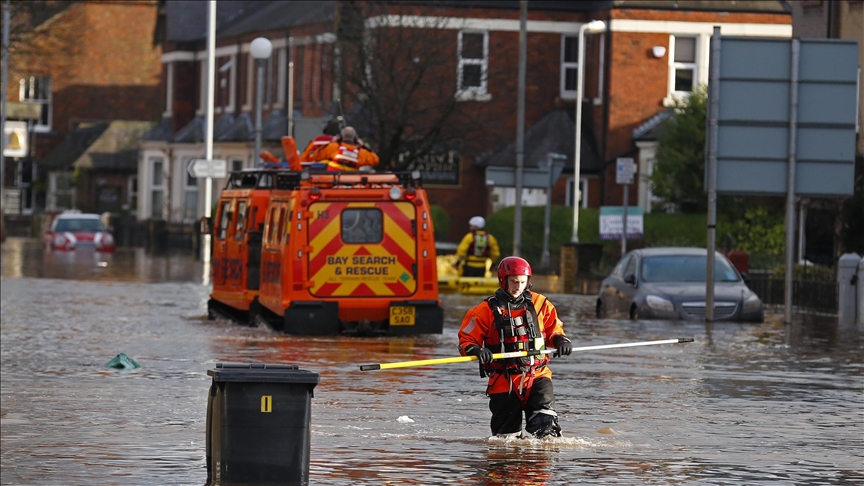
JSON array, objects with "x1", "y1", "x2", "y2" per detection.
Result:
[
  {"x1": 629, "y1": 305, "x2": 639, "y2": 320},
  {"x1": 596, "y1": 300, "x2": 606, "y2": 318},
  {"x1": 206, "y1": 300, "x2": 217, "y2": 321}
]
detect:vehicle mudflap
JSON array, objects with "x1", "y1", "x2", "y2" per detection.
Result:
[
  {"x1": 283, "y1": 301, "x2": 340, "y2": 335},
  {"x1": 389, "y1": 300, "x2": 444, "y2": 336}
]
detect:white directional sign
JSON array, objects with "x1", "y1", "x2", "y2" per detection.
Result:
[
  {"x1": 186, "y1": 158, "x2": 227, "y2": 179},
  {"x1": 616, "y1": 157, "x2": 636, "y2": 185}
]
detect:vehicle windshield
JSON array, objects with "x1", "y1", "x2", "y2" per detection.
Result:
[
  {"x1": 641, "y1": 255, "x2": 740, "y2": 283},
  {"x1": 55, "y1": 218, "x2": 106, "y2": 233}
]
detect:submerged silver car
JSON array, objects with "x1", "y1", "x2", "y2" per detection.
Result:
[{"x1": 596, "y1": 247, "x2": 764, "y2": 322}]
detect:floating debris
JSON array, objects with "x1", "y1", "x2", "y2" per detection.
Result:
[
  {"x1": 597, "y1": 427, "x2": 615, "y2": 434},
  {"x1": 104, "y1": 353, "x2": 140, "y2": 369},
  {"x1": 397, "y1": 416, "x2": 415, "y2": 423}
]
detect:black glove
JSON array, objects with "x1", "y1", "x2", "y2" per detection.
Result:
[
  {"x1": 465, "y1": 344, "x2": 493, "y2": 364},
  {"x1": 553, "y1": 336, "x2": 572, "y2": 357}
]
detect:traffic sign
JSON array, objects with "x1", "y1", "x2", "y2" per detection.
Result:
[
  {"x1": 187, "y1": 158, "x2": 227, "y2": 179},
  {"x1": 616, "y1": 157, "x2": 636, "y2": 184}
]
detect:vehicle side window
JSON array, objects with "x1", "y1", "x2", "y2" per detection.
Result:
[
  {"x1": 267, "y1": 206, "x2": 280, "y2": 245},
  {"x1": 614, "y1": 255, "x2": 631, "y2": 278},
  {"x1": 217, "y1": 201, "x2": 232, "y2": 240},
  {"x1": 341, "y1": 208, "x2": 382, "y2": 243},
  {"x1": 234, "y1": 200, "x2": 247, "y2": 240},
  {"x1": 283, "y1": 202, "x2": 293, "y2": 245},
  {"x1": 276, "y1": 207, "x2": 287, "y2": 244},
  {"x1": 623, "y1": 256, "x2": 637, "y2": 279}
]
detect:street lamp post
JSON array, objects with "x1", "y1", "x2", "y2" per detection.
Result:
[
  {"x1": 250, "y1": 37, "x2": 273, "y2": 166},
  {"x1": 571, "y1": 20, "x2": 606, "y2": 243}
]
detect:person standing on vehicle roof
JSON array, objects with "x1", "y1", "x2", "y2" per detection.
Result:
[
  {"x1": 456, "y1": 216, "x2": 500, "y2": 277},
  {"x1": 458, "y1": 256, "x2": 573, "y2": 438},
  {"x1": 313, "y1": 126, "x2": 380, "y2": 171},
  {"x1": 300, "y1": 119, "x2": 342, "y2": 163}
]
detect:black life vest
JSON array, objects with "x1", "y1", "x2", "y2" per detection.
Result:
[{"x1": 482, "y1": 290, "x2": 550, "y2": 374}]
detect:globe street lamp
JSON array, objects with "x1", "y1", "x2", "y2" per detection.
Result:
[
  {"x1": 250, "y1": 37, "x2": 273, "y2": 166},
  {"x1": 571, "y1": 19, "x2": 606, "y2": 243}
]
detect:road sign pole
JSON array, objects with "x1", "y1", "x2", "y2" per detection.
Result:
[
  {"x1": 706, "y1": 27, "x2": 721, "y2": 323},
  {"x1": 783, "y1": 39, "x2": 800, "y2": 326},
  {"x1": 621, "y1": 184, "x2": 628, "y2": 255}
]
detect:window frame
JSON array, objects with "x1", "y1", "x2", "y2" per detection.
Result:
[
  {"x1": 150, "y1": 157, "x2": 166, "y2": 219},
  {"x1": 456, "y1": 30, "x2": 489, "y2": 101},
  {"x1": 19, "y1": 75, "x2": 52, "y2": 132},
  {"x1": 560, "y1": 34, "x2": 579, "y2": 99},
  {"x1": 183, "y1": 158, "x2": 200, "y2": 222},
  {"x1": 668, "y1": 35, "x2": 699, "y2": 99},
  {"x1": 127, "y1": 175, "x2": 138, "y2": 214}
]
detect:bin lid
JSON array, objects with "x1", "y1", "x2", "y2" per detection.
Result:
[{"x1": 208, "y1": 363, "x2": 320, "y2": 385}]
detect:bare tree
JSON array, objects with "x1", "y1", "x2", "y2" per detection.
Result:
[{"x1": 336, "y1": 2, "x2": 497, "y2": 171}]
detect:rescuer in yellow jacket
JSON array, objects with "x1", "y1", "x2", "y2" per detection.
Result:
[
  {"x1": 458, "y1": 256, "x2": 572, "y2": 438},
  {"x1": 313, "y1": 126, "x2": 380, "y2": 171},
  {"x1": 456, "y1": 216, "x2": 500, "y2": 277}
]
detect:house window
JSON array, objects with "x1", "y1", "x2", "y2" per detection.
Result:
[
  {"x1": 457, "y1": 31, "x2": 488, "y2": 100},
  {"x1": 231, "y1": 157, "x2": 244, "y2": 173},
  {"x1": 561, "y1": 35, "x2": 579, "y2": 99},
  {"x1": 217, "y1": 56, "x2": 236, "y2": 113},
  {"x1": 150, "y1": 157, "x2": 165, "y2": 219},
  {"x1": 183, "y1": 161, "x2": 199, "y2": 222},
  {"x1": 671, "y1": 36, "x2": 697, "y2": 95},
  {"x1": 295, "y1": 46, "x2": 305, "y2": 103},
  {"x1": 48, "y1": 172, "x2": 74, "y2": 210},
  {"x1": 127, "y1": 176, "x2": 138, "y2": 213},
  {"x1": 19, "y1": 75, "x2": 52, "y2": 132}
]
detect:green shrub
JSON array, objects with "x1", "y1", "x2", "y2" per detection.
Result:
[
  {"x1": 483, "y1": 205, "x2": 787, "y2": 274},
  {"x1": 429, "y1": 205, "x2": 450, "y2": 242},
  {"x1": 771, "y1": 262, "x2": 834, "y2": 281}
]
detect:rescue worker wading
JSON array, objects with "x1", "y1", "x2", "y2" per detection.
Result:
[
  {"x1": 458, "y1": 256, "x2": 573, "y2": 438},
  {"x1": 313, "y1": 126, "x2": 380, "y2": 171},
  {"x1": 456, "y1": 216, "x2": 500, "y2": 277}
]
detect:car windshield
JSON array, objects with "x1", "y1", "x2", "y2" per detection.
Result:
[
  {"x1": 55, "y1": 218, "x2": 105, "y2": 233},
  {"x1": 641, "y1": 255, "x2": 740, "y2": 283}
]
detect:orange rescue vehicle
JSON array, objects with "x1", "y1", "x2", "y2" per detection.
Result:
[{"x1": 207, "y1": 169, "x2": 443, "y2": 336}]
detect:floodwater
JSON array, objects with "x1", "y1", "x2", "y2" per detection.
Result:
[{"x1": 1, "y1": 237, "x2": 862, "y2": 485}]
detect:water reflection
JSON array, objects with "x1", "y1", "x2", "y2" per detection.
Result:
[
  {"x1": 1, "y1": 238, "x2": 862, "y2": 485},
  {"x1": 1, "y1": 237, "x2": 205, "y2": 283}
]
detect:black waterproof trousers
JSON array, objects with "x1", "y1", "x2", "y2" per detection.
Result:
[{"x1": 488, "y1": 377, "x2": 559, "y2": 437}]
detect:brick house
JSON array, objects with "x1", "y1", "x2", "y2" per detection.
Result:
[
  {"x1": 142, "y1": 0, "x2": 791, "y2": 242},
  {"x1": 1, "y1": 1, "x2": 162, "y2": 219}
]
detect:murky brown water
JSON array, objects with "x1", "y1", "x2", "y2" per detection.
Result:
[{"x1": 2, "y1": 237, "x2": 862, "y2": 485}]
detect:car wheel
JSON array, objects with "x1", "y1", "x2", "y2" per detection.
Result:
[
  {"x1": 206, "y1": 300, "x2": 217, "y2": 321},
  {"x1": 629, "y1": 304, "x2": 639, "y2": 320},
  {"x1": 596, "y1": 300, "x2": 606, "y2": 318}
]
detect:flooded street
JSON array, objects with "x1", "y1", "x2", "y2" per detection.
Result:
[{"x1": 2, "y1": 237, "x2": 862, "y2": 485}]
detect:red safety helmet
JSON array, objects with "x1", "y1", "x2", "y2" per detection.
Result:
[{"x1": 497, "y1": 256, "x2": 532, "y2": 289}]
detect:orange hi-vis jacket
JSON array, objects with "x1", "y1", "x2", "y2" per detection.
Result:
[
  {"x1": 313, "y1": 141, "x2": 380, "y2": 171},
  {"x1": 300, "y1": 135, "x2": 335, "y2": 162},
  {"x1": 458, "y1": 292, "x2": 567, "y2": 395}
]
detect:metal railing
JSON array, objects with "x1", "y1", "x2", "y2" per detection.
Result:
[{"x1": 747, "y1": 273, "x2": 838, "y2": 314}]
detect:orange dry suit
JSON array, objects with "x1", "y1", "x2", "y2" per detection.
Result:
[
  {"x1": 299, "y1": 135, "x2": 335, "y2": 163},
  {"x1": 313, "y1": 140, "x2": 380, "y2": 171},
  {"x1": 458, "y1": 290, "x2": 566, "y2": 400}
]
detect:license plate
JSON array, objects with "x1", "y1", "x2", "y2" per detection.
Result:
[{"x1": 389, "y1": 306, "x2": 415, "y2": 326}]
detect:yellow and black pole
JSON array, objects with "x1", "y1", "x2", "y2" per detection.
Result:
[{"x1": 359, "y1": 338, "x2": 694, "y2": 371}]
